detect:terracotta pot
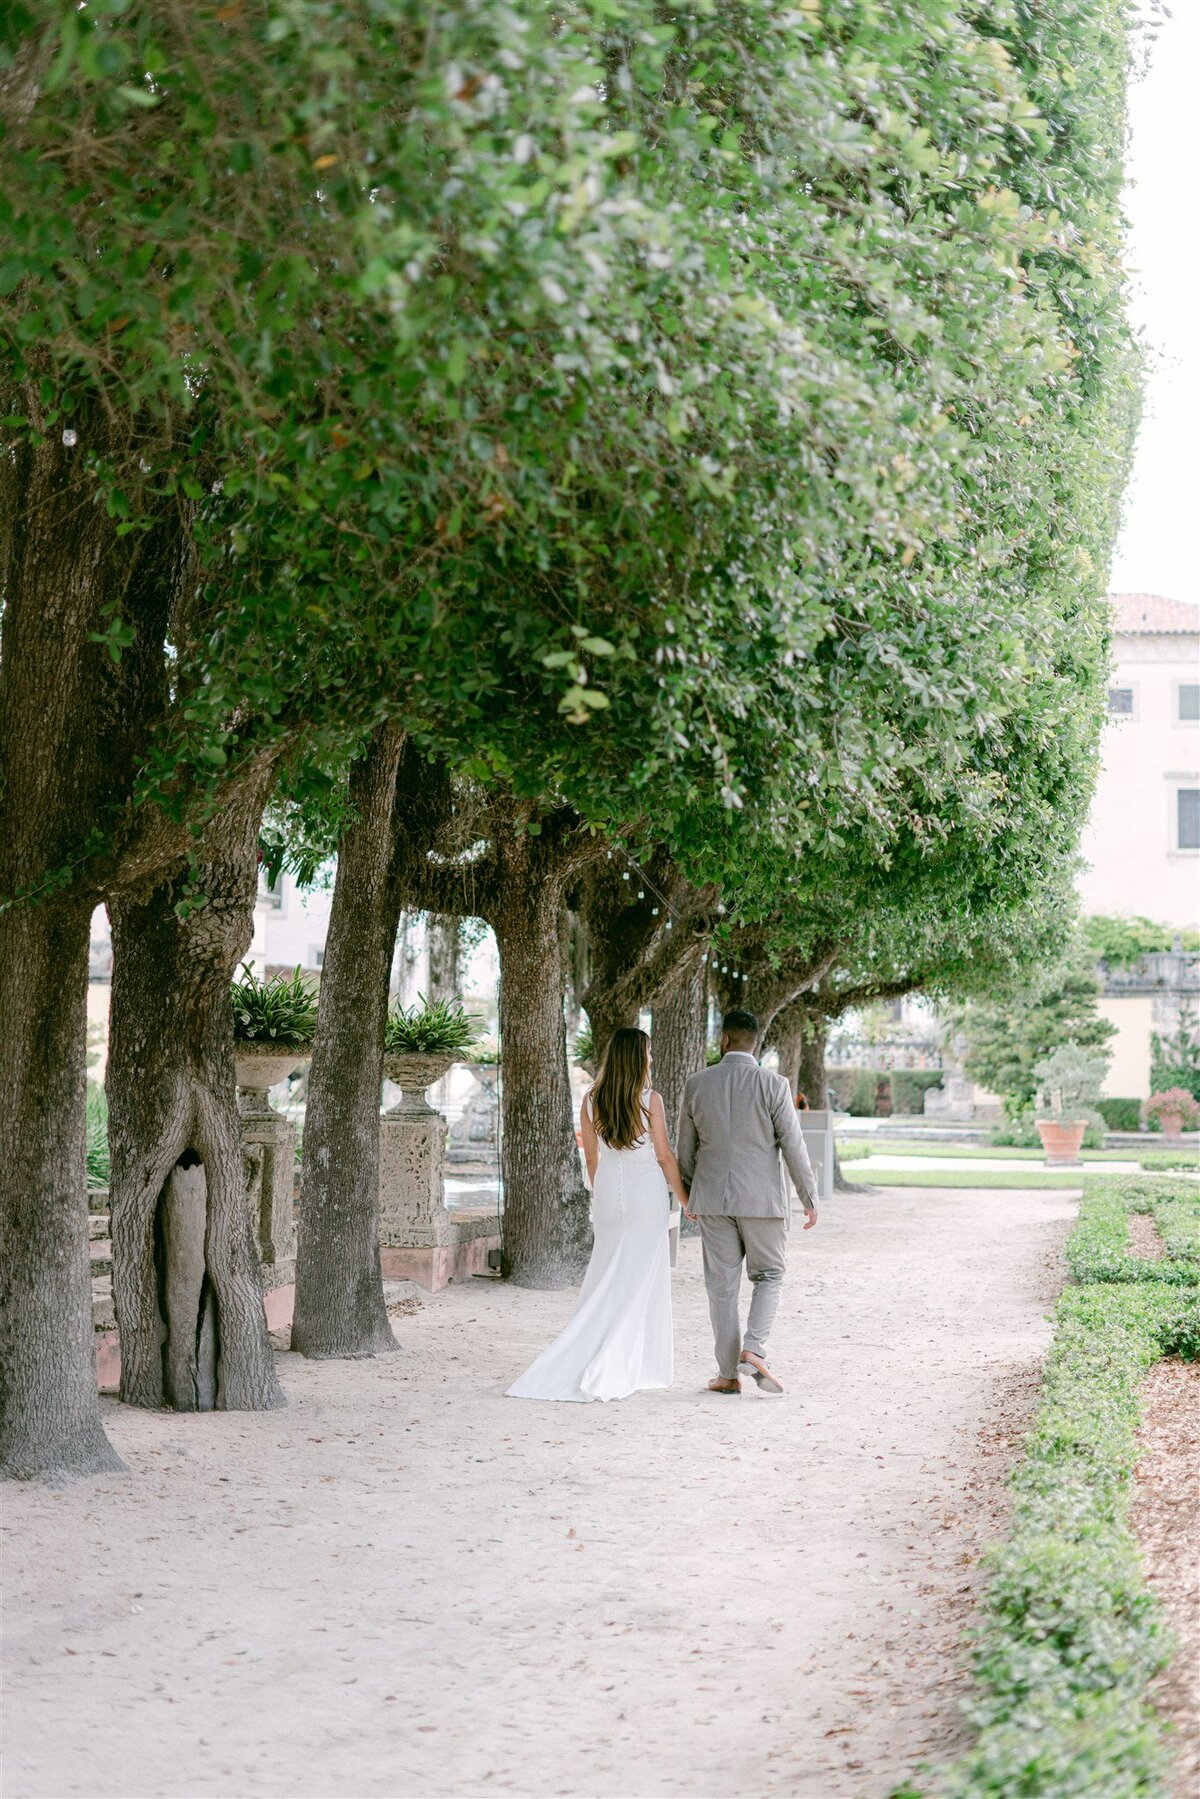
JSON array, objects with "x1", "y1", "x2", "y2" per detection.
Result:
[
  {"x1": 1036, "y1": 1118, "x2": 1087, "y2": 1166},
  {"x1": 234, "y1": 1043, "x2": 310, "y2": 1117},
  {"x1": 381, "y1": 1051, "x2": 458, "y2": 1117}
]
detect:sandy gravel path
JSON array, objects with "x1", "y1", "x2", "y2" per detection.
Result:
[{"x1": 4, "y1": 1185, "x2": 1075, "y2": 1799}]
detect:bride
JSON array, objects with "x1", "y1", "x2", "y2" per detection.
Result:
[{"x1": 506, "y1": 1026, "x2": 691, "y2": 1403}]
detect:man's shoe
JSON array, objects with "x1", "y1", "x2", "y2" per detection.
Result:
[
  {"x1": 739, "y1": 1352, "x2": 783, "y2": 1394},
  {"x1": 707, "y1": 1376, "x2": 741, "y2": 1395}
]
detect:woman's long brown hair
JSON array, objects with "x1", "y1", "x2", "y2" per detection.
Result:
[{"x1": 590, "y1": 1027, "x2": 652, "y2": 1150}]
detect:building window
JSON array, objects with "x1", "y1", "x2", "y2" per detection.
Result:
[
  {"x1": 313, "y1": 948, "x2": 325, "y2": 969},
  {"x1": 1107, "y1": 686, "x2": 1134, "y2": 715},
  {"x1": 1179, "y1": 684, "x2": 1200, "y2": 723},
  {"x1": 1179, "y1": 788, "x2": 1200, "y2": 852}
]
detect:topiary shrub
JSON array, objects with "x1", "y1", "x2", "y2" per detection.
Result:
[
  {"x1": 1097, "y1": 1096, "x2": 1141, "y2": 1132},
  {"x1": 828, "y1": 1066, "x2": 878, "y2": 1116},
  {"x1": 890, "y1": 1070, "x2": 945, "y2": 1115}
]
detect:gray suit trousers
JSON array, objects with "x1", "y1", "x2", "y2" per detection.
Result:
[{"x1": 699, "y1": 1215, "x2": 787, "y2": 1379}]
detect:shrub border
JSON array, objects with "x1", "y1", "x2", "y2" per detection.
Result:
[{"x1": 897, "y1": 1177, "x2": 1199, "y2": 1798}]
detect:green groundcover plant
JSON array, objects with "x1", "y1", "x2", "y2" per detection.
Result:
[
  {"x1": 85, "y1": 1085, "x2": 109, "y2": 1189},
  {"x1": 900, "y1": 1176, "x2": 1199, "y2": 1798},
  {"x1": 384, "y1": 996, "x2": 478, "y2": 1059}
]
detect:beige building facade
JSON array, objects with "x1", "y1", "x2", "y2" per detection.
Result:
[
  {"x1": 1078, "y1": 593, "x2": 1199, "y2": 929},
  {"x1": 1078, "y1": 595, "x2": 1199, "y2": 1100}
]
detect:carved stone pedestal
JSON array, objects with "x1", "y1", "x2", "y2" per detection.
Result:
[
  {"x1": 240, "y1": 1110, "x2": 297, "y2": 1289},
  {"x1": 378, "y1": 1053, "x2": 500, "y2": 1291},
  {"x1": 234, "y1": 1046, "x2": 305, "y2": 1292},
  {"x1": 447, "y1": 1063, "x2": 500, "y2": 1167}
]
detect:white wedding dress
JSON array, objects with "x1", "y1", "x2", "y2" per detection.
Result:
[{"x1": 506, "y1": 1091, "x2": 673, "y2": 1403}]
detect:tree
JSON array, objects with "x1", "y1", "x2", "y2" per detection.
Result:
[
  {"x1": 2, "y1": 0, "x2": 1141, "y2": 1466},
  {"x1": 954, "y1": 938, "x2": 1116, "y2": 1117}
]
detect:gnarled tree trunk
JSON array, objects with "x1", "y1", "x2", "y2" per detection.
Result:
[
  {"x1": 0, "y1": 406, "x2": 175, "y2": 1479},
  {"x1": 292, "y1": 724, "x2": 406, "y2": 1359},
  {"x1": 0, "y1": 898, "x2": 123, "y2": 1477},
  {"x1": 107, "y1": 770, "x2": 283, "y2": 1412},
  {"x1": 494, "y1": 880, "x2": 591, "y2": 1288},
  {"x1": 797, "y1": 1014, "x2": 831, "y2": 1110},
  {"x1": 651, "y1": 954, "x2": 708, "y2": 1144},
  {"x1": 771, "y1": 1028, "x2": 803, "y2": 1095}
]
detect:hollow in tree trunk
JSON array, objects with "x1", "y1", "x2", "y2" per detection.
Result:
[
  {"x1": 494, "y1": 890, "x2": 591, "y2": 1288},
  {"x1": 651, "y1": 955, "x2": 708, "y2": 1145},
  {"x1": 107, "y1": 774, "x2": 283, "y2": 1412},
  {"x1": 292, "y1": 724, "x2": 406, "y2": 1359}
]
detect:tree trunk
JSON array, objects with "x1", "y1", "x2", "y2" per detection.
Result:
[
  {"x1": 772, "y1": 1029, "x2": 804, "y2": 1097},
  {"x1": 425, "y1": 914, "x2": 460, "y2": 1005},
  {"x1": 651, "y1": 955, "x2": 708, "y2": 1145},
  {"x1": 0, "y1": 898, "x2": 125, "y2": 1477},
  {"x1": 587, "y1": 992, "x2": 643, "y2": 1068},
  {"x1": 0, "y1": 407, "x2": 154, "y2": 1479},
  {"x1": 494, "y1": 886, "x2": 591, "y2": 1288},
  {"x1": 798, "y1": 1015, "x2": 830, "y2": 1109},
  {"x1": 292, "y1": 725, "x2": 406, "y2": 1359},
  {"x1": 107, "y1": 772, "x2": 284, "y2": 1412}
]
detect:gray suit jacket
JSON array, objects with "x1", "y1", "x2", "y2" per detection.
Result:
[{"x1": 676, "y1": 1052, "x2": 818, "y2": 1218}]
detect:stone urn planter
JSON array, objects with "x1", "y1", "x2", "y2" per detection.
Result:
[
  {"x1": 1158, "y1": 1109, "x2": 1184, "y2": 1141},
  {"x1": 234, "y1": 1042, "x2": 310, "y2": 1118},
  {"x1": 381, "y1": 1051, "x2": 458, "y2": 1117},
  {"x1": 1036, "y1": 1118, "x2": 1086, "y2": 1166}
]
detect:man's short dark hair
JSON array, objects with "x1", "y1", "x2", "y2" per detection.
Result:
[{"x1": 722, "y1": 1009, "x2": 759, "y2": 1038}]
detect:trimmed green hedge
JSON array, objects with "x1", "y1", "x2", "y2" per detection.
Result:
[
  {"x1": 903, "y1": 1177, "x2": 1199, "y2": 1798},
  {"x1": 1096, "y1": 1096, "x2": 1142, "y2": 1131},
  {"x1": 931, "y1": 1283, "x2": 1197, "y2": 1798},
  {"x1": 1064, "y1": 1178, "x2": 1200, "y2": 1287},
  {"x1": 828, "y1": 1067, "x2": 944, "y2": 1116}
]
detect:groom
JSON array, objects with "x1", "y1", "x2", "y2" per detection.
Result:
[{"x1": 676, "y1": 1009, "x2": 818, "y2": 1395}]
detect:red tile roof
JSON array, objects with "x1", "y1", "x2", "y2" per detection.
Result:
[{"x1": 1109, "y1": 593, "x2": 1200, "y2": 635}]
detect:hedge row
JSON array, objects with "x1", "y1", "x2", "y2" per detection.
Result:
[
  {"x1": 827, "y1": 1066, "x2": 945, "y2": 1116},
  {"x1": 903, "y1": 1178, "x2": 1199, "y2": 1798},
  {"x1": 1064, "y1": 1177, "x2": 1200, "y2": 1287}
]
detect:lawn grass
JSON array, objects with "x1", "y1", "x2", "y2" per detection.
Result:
[
  {"x1": 840, "y1": 1138, "x2": 1184, "y2": 1165},
  {"x1": 899, "y1": 1176, "x2": 1200, "y2": 1798},
  {"x1": 841, "y1": 1165, "x2": 1086, "y2": 1191}
]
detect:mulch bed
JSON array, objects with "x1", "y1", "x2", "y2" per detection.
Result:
[
  {"x1": 1127, "y1": 1210, "x2": 1167, "y2": 1259},
  {"x1": 1130, "y1": 1356, "x2": 1200, "y2": 1799}
]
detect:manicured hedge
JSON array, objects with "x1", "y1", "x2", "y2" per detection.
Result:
[
  {"x1": 1064, "y1": 1178, "x2": 1200, "y2": 1287},
  {"x1": 903, "y1": 1177, "x2": 1199, "y2": 1798},
  {"x1": 1097, "y1": 1097, "x2": 1142, "y2": 1132},
  {"x1": 828, "y1": 1067, "x2": 944, "y2": 1117}
]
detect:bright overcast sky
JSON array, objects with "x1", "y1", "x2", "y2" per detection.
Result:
[{"x1": 1108, "y1": 2, "x2": 1200, "y2": 603}]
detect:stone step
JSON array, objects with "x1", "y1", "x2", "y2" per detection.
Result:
[
  {"x1": 89, "y1": 1213, "x2": 110, "y2": 1241},
  {"x1": 90, "y1": 1238, "x2": 111, "y2": 1273},
  {"x1": 92, "y1": 1275, "x2": 114, "y2": 1330},
  {"x1": 88, "y1": 1186, "x2": 110, "y2": 1212}
]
